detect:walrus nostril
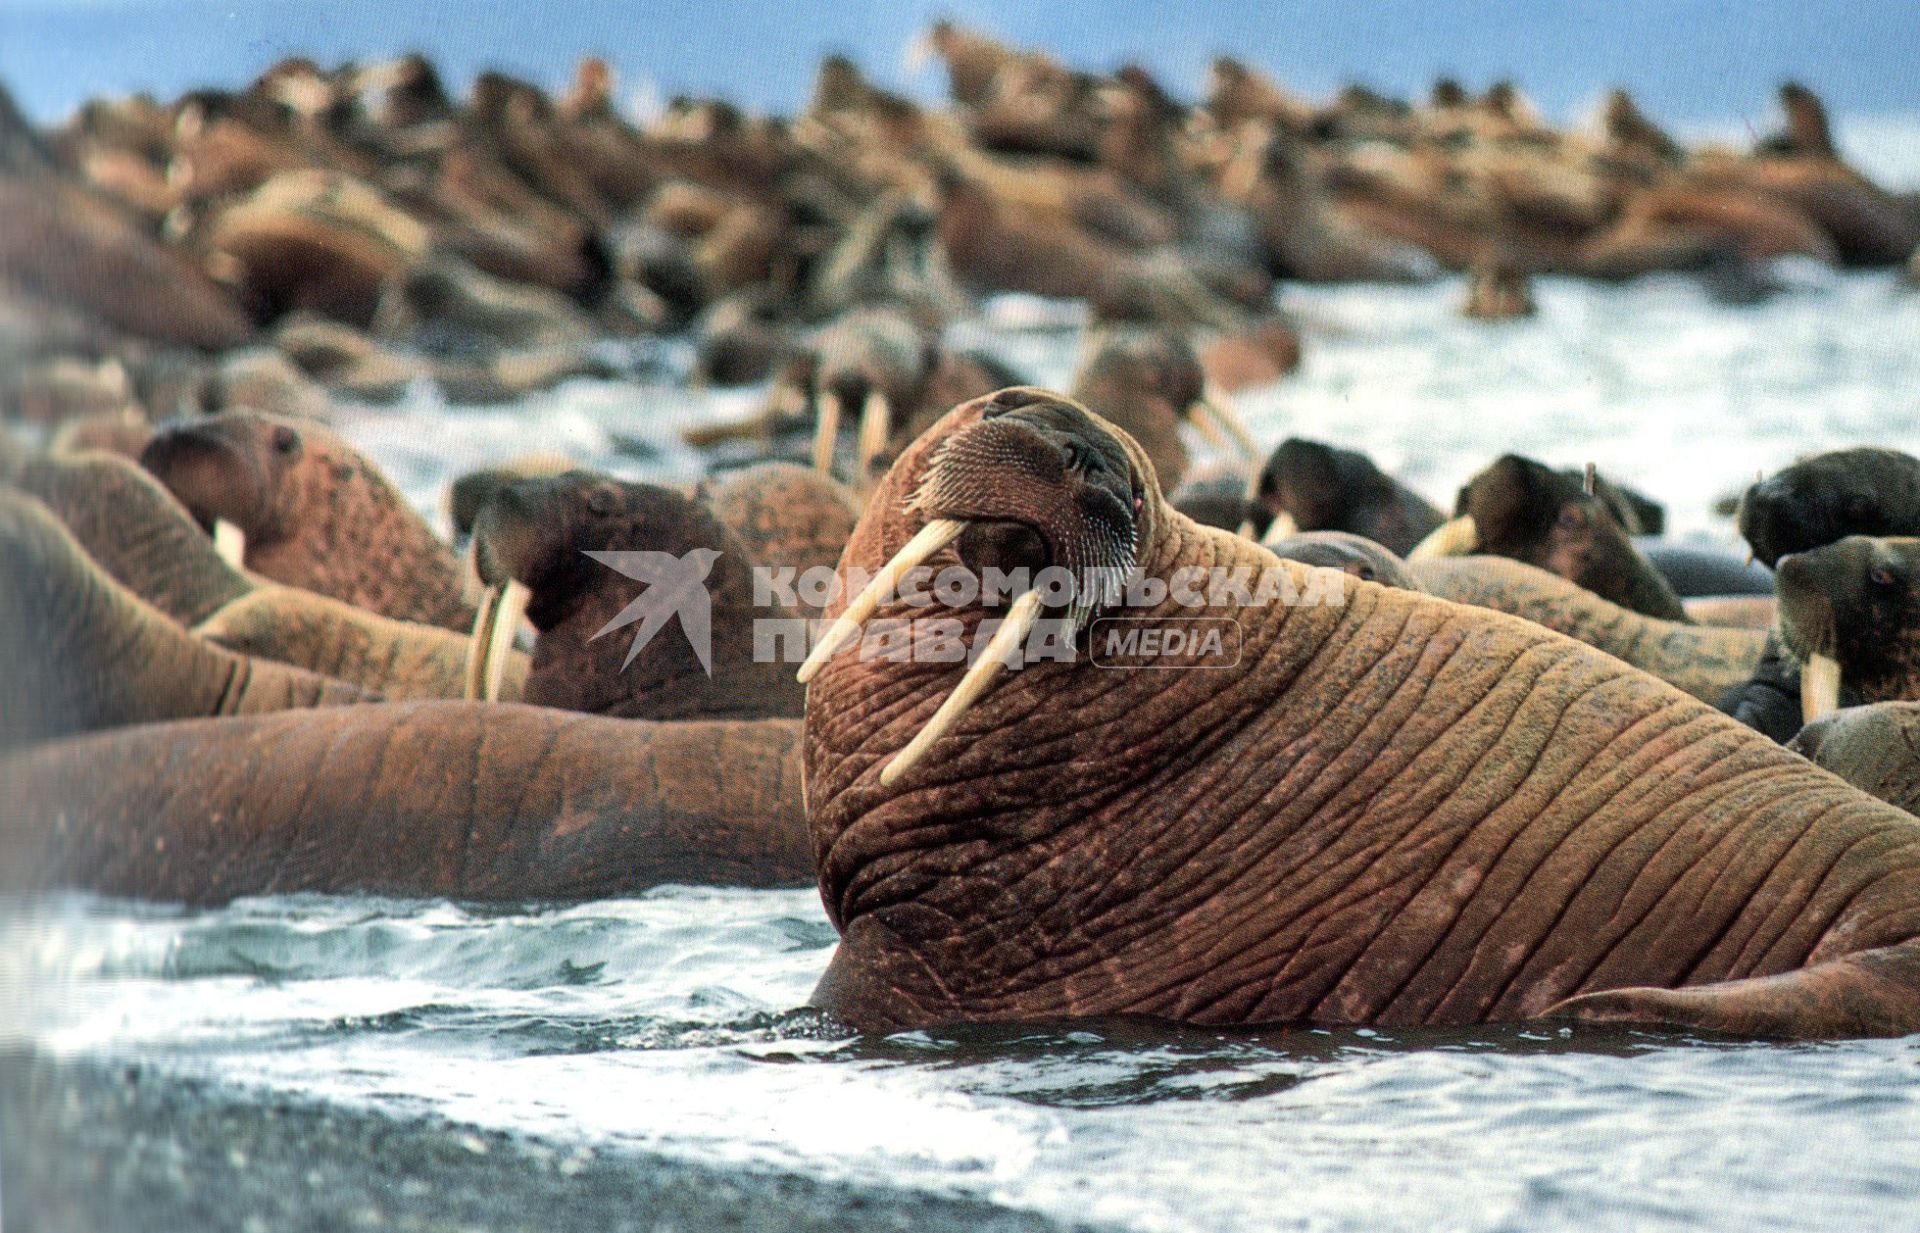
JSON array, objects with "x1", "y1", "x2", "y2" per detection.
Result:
[{"x1": 956, "y1": 520, "x2": 1050, "y2": 583}]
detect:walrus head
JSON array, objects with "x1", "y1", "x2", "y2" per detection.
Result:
[
  {"x1": 1413, "y1": 454, "x2": 1686, "y2": 621},
  {"x1": 139, "y1": 411, "x2": 306, "y2": 566},
  {"x1": 1775, "y1": 536, "x2": 1920, "y2": 725},
  {"x1": 1738, "y1": 448, "x2": 1920, "y2": 569},
  {"x1": 1265, "y1": 530, "x2": 1424, "y2": 592},
  {"x1": 1248, "y1": 438, "x2": 1441, "y2": 557}
]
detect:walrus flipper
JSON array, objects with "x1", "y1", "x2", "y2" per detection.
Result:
[{"x1": 1544, "y1": 941, "x2": 1920, "y2": 1039}]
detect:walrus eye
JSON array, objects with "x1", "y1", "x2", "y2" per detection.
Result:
[
  {"x1": 1556, "y1": 506, "x2": 1587, "y2": 531},
  {"x1": 1869, "y1": 565, "x2": 1897, "y2": 589},
  {"x1": 271, "y1": 425, "x2": 301, "y2": 456}
]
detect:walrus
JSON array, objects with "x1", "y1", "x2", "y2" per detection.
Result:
[
  {"x1": 1791, "y1": 704, "x2": 1920, "y2": 817},
  {"x1": 140, "y1": 410, "x2": 473, "y2": 629},
  {"x1": 1777, "y1": 536, "x2": 1920, "y2": 728},
  {"x1": 0, "y1": 443, "x2": 252, "y2": 626},
  {"x1": 1167, "y1": 462, "x2": 1253, "y2": 532},
  {"x1": 1639, "y1": 542, "x2": 1775, "y2": 599},
  {"x1": 468, "y1": 472, "x2": 806, "y2": 720},
  {"x1": 0, "y1": 490, "x2": 366, "y2": 748},
  {"x1": 2, "y1": 704, "x2": 810, "y2": 904},
  {"x1": 801, "y1": 387, "x2": 1920, "y2": 1038},
  {"x1": 1737, "y1": 448, "x2": 1920, "y2": 568},
  {"x1": 696, "y1": 462, "x2": 860, "y2": 620},
  {"x1": 1410, "y1": 556, "x2": 1768, "y2": 704},
  {"x1": 1265, "y1": 530, "x2": 1425, "y2": 591},
  {"x1": 1071, "y1": 327, "x2": 1260, "y2": 490},
  {"x1": 195, "y1": 585, "x2": 528, "y2": 702},
  {"x1": 1413, "y1": 454, "x2": 1688, "y2": 622},
  {"x1": 1247, "y1": 438, "x2": 1443, "y2": 557}
]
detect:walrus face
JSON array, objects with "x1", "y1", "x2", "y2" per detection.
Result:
[
  {"x1": 1250, "y1": 438, "x2": 1352, "y2": 540},
  {"x1": 799, "y1": 387, "x2": 1149, "y2": 786},
  {"x1": 1420, "y1": 454, "x2": 1686, "y2": 621},
  {"x1": 140, "y1": 412, "x2": 306, "y2": 559},
  {"x1": 1738, "y1": 448, "x2": 1920, "y2": 569},
  {"x1": 1265, "y1": 531, "x2": 1423, "y2": 592},
  {"x1": 1776, "y1": 536, "x2": 1920, "y2": 722}
]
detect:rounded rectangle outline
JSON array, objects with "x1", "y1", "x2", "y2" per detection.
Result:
[{"x1": 1086, "y1": 616, "x2": 1244, "y2": 670}]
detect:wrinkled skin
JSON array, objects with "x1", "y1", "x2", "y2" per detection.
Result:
[
  {"x1": 1776, "y1": 536, "x2": 1920, "y2": 706},
  {"x1": 471, "y1": 472, "x2": 805, "y2": 720},
  {"x1": 1266, "y1": 530, "x2": 1424, "y2": 591},
  {"x1": 1411, "y1": 556, "x2": 1766, "y2": 703},
  {"x1": 141, "y1": 411, "x2": 473, "y2": 629},
  {"x1": 697, "y1": 462, "x2": 861, "y2": 607},
  {"x1": 1792, "y1": 704, "x2": 1920, "y2": 817},
  {"x1": 0, "y1": 444, "x2": 252, "y2": 626},
  {"x1": 807, "y1": 390, "x2": 1920, "y2": 1039},
  {"x1": 1451, "y1": 454, "x2": 1688, "y2": 621},
  {"x1": 0, "y1": 490, "x2": 366, "y2": 749},
  {"x1": 2, "y1": 704, "x2": 810, "y2": 904},
  {"x1": 196, "y1": 585, "x2": 527, "y2": 701},
  {"x1": 1251, "y1": 438, "x2": 1442, "y2": 557},
  {"x1": 1738, "y1": 448, "x2": 1920, "y2": 569}
]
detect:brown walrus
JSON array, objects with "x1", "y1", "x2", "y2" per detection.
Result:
[
  {"x1": 1737, "y1": 447, "x2": 1920, "y2": 568},
  {"x1": 803, "y1": 387, "x2": 1920, "y2": 1038},
  {"x1": 1777, "y1": 536, "x2": 1920, "y2": 727},
  {"x1": 696, "y1": 462, "x2": 860, "y2": 620},
  {"x1": 195, "y1": 585, "x2": 527, "y2": 702},
  {"x1": 1265, "y1": 530, "x2": 1425, "y2": 591},
  {"x1": 468, "y1": 472, "x2": 806, "y2": 719},
  {"x1": 0, "y1": 490, "x2": 366, "y2": 748},
  {"x1": 1410, "y1": 556, "x2": 1767, "y2": 703},
  {"x1": 1412, "y1": 454, "x2": 1688, "y2": 621},
  {"x1": 1, "y1": 704, "x2": 810, "y2": 904},
  {"x1": 140, "y1": 410, "x2": 473, "y2": 629},
  {"x1": 1070, "y1": 326, "x2": 1261, "y2": 493},
  {"x1": 0, "y1": 443, "x2": 252, "y2": 626},
  {"x1": 1791, "y1": 704, "x2": 1920, "y2": 817},
  {"x1": 1247, "y1": 438, "x2": 1443, "y2": 557}
]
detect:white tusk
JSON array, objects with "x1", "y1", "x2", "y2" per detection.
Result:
[
  {"x1": 212, "y1": 519, "x2": 247, "y2": 570},
  {"x1": 880, "y1": 588, "x2": 1044, "y2": 787},
  {"x1": 810, "y1": 391, "x2": 843, "y2": 475},
  {"x1": 463, "y1": 579, "x2": 531, "y2": 702},
  {"x1": 797, "y1": 518, "x2": 966, "y2": 684},
  {"x1": 1407, "y1": 515, "x2": 1480, "y2": 561},
  {"x1": 1259, "y1": 510, "x2": 1302, "y2": 547},
  {"x1": 1199, "y1": 383, "x2": 1261, "y2": 460},
  {"x1": 1800, "y1": 653, "x2": 1843, "y2": 727},
  {"x1": 1235, "y1": 519, "x2": 1257, "y2": 539},
  {"x1": 855, "y1": 390, "x2": 892, "y2": 484}
]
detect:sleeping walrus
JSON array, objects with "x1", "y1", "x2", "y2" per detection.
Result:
[{"x1": 800, "y1": 387, "x2": 1920, "y2": 1039}]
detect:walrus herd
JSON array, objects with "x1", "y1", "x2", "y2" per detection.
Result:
[{"x1": 6, "y1": 33, "x2": 1920, "y2": 1041}]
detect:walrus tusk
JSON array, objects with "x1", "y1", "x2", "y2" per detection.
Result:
[
  {"x1": 1800, "y1": 653, "x2": 1843, "y2": 726},
  {"x1": 212, "y1": 519, "x2": 247, "y2": 570},
  {"x1": 464, "y1": 579, "x2": 531, "y2": 702},
  {"x1": 810, "y1": 391, "x2": 843, "y2": 475},
  {"x1": 1197, "y1": 384, "x2": 1261, "y2": 460},
  {"x1": 797, "y1": 518, "x2": 966, "y2": 685},
  {"x1": 1407, "y1": 515, "x2": 1480, "y2": 561},
  {"x1": 855, "y1": 390, "x2": 892, "y2": 484},
  {"x1": 1259, "y1": 510, "x2": 1302, "y2": 547},
  {"x1": 880, "y1": 588, "x2": 1045, "y2": 787}
]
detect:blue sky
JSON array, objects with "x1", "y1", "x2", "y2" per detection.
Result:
[{"x1": 4, "y1": 0, "x2": 1916, "y2": 127}]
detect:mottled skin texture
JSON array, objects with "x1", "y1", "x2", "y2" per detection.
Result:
[
  {"x1": 1267, "y1": 531, "x2": 1425, "y2": 592},
  {"x1": 1738, "y1": 449, "x2": 1920, "y2": 569},
  {"x1": 1411, "y1": 556, "x2": 1766, "y2": 703},
  {"x1": 1793, "y1": 704, "x2": 1920, "y2": 817},
  {"x1": 2, "y1": 704, "x2": 811, "y2": 904},
  {"x1": 0, "y1": 491, "x2": 366, "y2": 749},
  {"x1": 196, "y1": 586, "x2": 528, "y2": 701},
  {"x1": 1453, "y1": 455, "x2": 1688, "y2": 622},
  {"x1": 1777, "y1": 537, "x2": 1920, "y2": 707},
  {"x1": 472, "y1": 472, "x2": 805, "y2": 720},
  {"x1": 805, "y1": 393, "x2": 1920, "y2": 1039},
  {"x1": 697, "y1": 462, "x2": 861, "y2": 619},
  {"x1": 1251, "y1": 439, "x2": 1442, "y2": 557},
  {"x1": 0, "y1": 445, "x2": 253, "y2": 627},
  {"x1": 141, "y1": 411, "x2": 473, "y2": 630}
]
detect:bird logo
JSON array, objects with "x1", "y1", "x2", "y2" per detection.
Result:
[{"x1": 584, "y1": 549, "x2": 720, "y2": 675}]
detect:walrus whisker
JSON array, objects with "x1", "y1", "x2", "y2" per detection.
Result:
[
  {"x1": 464, "y1": 579, "x2": 531, "y2": 702},
  {"x1": 855, "y1": 390, "x2": 892, "y2": 481},
  {"x1": 797, "y1": 517, "x2": 966, "y2": 685},
  {"x1": 212, "y1": 518, "x2": 247, "y2": 570},
  {"x1": 810, "y1": 391, "x2": 843, "y2": 475},
  {"x1": 1801, "y1": 653, "x2": 1843, "y2": 726},
  {"x1": 1408, "y1": 514, "x2": 1480, "y2": 561},
  {"x1": 1199, "y1": 383, "x2": 1261, "y2": 460},
  {"x1": 880, "y1": 587, "x2": 1045, "y2": 787},
  {"x1": 1259, "y1": 510, "x2": 1302, "y2": 547}
]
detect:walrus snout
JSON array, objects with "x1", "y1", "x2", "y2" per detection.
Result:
[{"x1": 140, "y1": 421, "x2": 275, "y2": 536}]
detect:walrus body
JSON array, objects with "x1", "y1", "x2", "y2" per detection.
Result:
[
  {"x1": 804, "y1": 390, "x2": 1920, "y2": 1039},
  {"x1": 2, "y1": 704, "x2": 810, "y2": 904},
  {"x1": 1738, "y1": 448, "x2": 1920, "y2": 568},
  {"x1": 1792, "y1": 704, "x2": 1920, "y2": 817}
]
